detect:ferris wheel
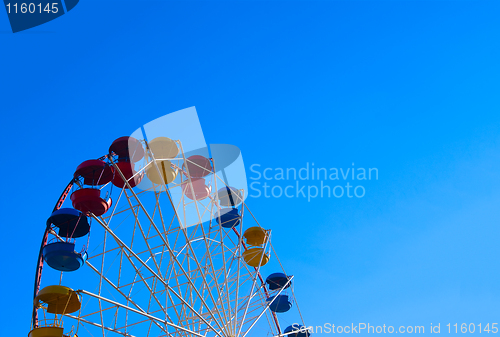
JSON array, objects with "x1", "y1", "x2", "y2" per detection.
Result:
[{"x1": 28, "y1": 108, "x2": 310, "y2": 337}]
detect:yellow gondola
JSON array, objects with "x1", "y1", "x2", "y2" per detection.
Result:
[
  {"x1": 243, "y1": 227, "x2": 268, "y2": 246},
  {"x1": 146, "y1": 160, "x2": 178, "y2": 184},
  {"x1": 28, "y1": 326, "x2": 77, "y2": 337},
  {"x1": 28, "y1": 326, "x2": 64, "y2": 337},
  {"x1": 148, "y1": 137, "x2": 179, "y2": 159},
  {"x1": 34, "y1": 285, "x2": 81, "y2": 314},
  {"x1": 242, "y1": 248, "x2": 269, "y2": 267}
]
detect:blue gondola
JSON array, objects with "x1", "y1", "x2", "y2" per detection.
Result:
[
  {"x1": 217, "y1": 187, "x2": 242, "y2": 207},
  {"x1": 266, "y1": 272, "x2": 292, "y2": 290},
  {"x1": 266, "y1": 294, "x2": 292, "y2": 313},
  {"x1": 43, "y1": 241, "x2": 88, "y2": 272},
  {"x1": 43, "y1": 208, "x2": 90, "y2": 272},
  {"x1": 48, "y1": 208, "x2": 90, "y2": 238},
  {"x1": 215, "y1": 208, "x2": 241, "y2": 228}
]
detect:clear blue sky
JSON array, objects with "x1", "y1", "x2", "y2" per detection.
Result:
[{"x1": 1, "y1": 1, "x2": 500, "y2": 336}]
